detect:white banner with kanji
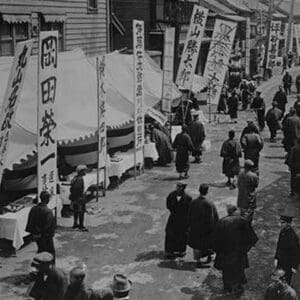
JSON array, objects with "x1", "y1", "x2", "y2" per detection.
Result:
[
  {"x1": 0, "y1": 40, "x2": 33, "y2": 184},
  {"x1": 267, "y1": 21, "x2": 281, "y2": 69},
  {"x1": 294, "y1": 24, "x2": 300, "y2": 56},
  {"x1": 133, "y1": 20, "x2": 145, "y2": 150},
  {"x1": 97, "y1": 55, "x2": 107, "y2": 169},
  {"x1": 176, "y1": 5, "x2": 208, "y2": 89},
  {"x1": 162, "y1": 27, "x2": 175, "y2": 113},
  {"x1": 37, "y1": 31, "x2": 58, "y2": 198},
  {"x1": 203, "y1": 19, "x2": 237, "y2": 105}
]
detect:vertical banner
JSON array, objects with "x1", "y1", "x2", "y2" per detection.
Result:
[
  {"x1": 38, "y1": 31, "x2": 58, "y2": 198},
  {"x1": 161, "y1": 27, "x2": 175, "y2": 113},
  {"x1": 294, "y1": 24, "x2": 300, "y2": 56},
  {"x1": 0, "y1": 40, "x2": 33, "y2": 184},
  {"x1": 133, "y1": 20, "x2": 145, "y2": 151},
  {"x1": 203, "y1": 19, "x2": 237, "y2": 105},
  {"x1": 176, "y1": 5, "x2": 208, "y2": 89},
  {"x1": 245, "y1": 17, "x2": 251, "y2": 76},
  {"x1": 266, "y1": 21, "x2": 281, "y2": 69}
]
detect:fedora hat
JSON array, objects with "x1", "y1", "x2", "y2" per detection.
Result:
[
  {"x1": 112, "y1": 274, "x2": 132, "y2": 296},
  {"x1": 76, "y1": 164, "x2": 87, "y2": 173},
  {"x1": 31, "y1": 252, "x2": 53, "y2": 268}
]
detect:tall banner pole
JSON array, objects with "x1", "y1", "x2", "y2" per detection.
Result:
[
  {"x1": 133, "y1": 20, "x2": 145, "y2": 180},
  {"x1": 0, "y1": 40, "x2": 33, "y2": 188},
  {"x1": 96, "y1": 57, "x2": 100, "y2": 202},
  {"x1": 37, "y1": 31, "x2": 59, "y2": 212}
]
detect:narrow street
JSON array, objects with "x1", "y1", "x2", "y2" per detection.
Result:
[{"x1": 1, "y1": 68, "x2": 300, "y2": 299}]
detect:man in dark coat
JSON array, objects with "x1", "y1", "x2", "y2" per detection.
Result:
[
  {"x1": 187, "y1": 184, "x2": 219, "y2": 267},
  {"x1": 287, "y1": 137, "x2": 300, "y2": 196},
  {"x1": 227, "y1": 89, "x2": 239, "y2": 123},
  {"x1": 213, "y1": 204, "x2": 258, "y2": 295},
  {"x1": 265, "y1": 101, "x2": 283, "y2": 142},
  {"x1": 165, "y1": 182, "x2": 192, "y2": 259},
  {"x1": 241, "y1": 127, "x2": 264, "y2": 173},
  {"x1": 283, "y1": 71, "x2": 292, "y2": 95},
  {"x1": 29, "y1": 252, "x2": 68, "y2": 300},
  {"x1": 188, "y1": 112, "x2": 205, "y2": 163},
  {"x1": 240, "y1": 120, "x2": 259, "y2": 142},
  {"x1": 273, "y1": 86, "x2": 287, "y2": 114},
  {"x1": 173, "y1": 125, "x2": 194, "y2": 179},
  {"x1": 240, "y1": 80, "x2": 251, "y2": 110},
  {"x1": 274, "y1": 207, "x2": 300, "y2": 285},
  {"x1": 220, "y1": 130, "x2": 242, "y2": 189},
  {"x1": 251, "y1": 90, "x2": 265, "y2": 131},
  {"x1": 26, "y1": 191, "x2": 56, "y2": 260}
]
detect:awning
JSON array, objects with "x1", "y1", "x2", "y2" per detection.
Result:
[
  {"x1": 218, "y1": 14, "x2": 247, "y2": 22},
  {"x1": 111, "y1": 12, "x2": 125, "y2": 36},
  {"x1": 2, "y1": 14, "x2": 30, "y2": 24},
  {"x1": 43, "y1": 14, "x2": 67, "y2": 23},
  {"x1": 201, "y1": 0, "x2": 236, "y2": 14}
]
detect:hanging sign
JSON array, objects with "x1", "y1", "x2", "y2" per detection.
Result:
[
  {"x1": 176, "y1": 5, "x2": 208, "y2": 89},
  {"x1": 37, "y1": 31, "x2": 58, "y2": 197},
  {"x1": 294, "y1": 24, "x2": 300, "y2": 56},
  {"x1": 266, "y1": 21, "x2": 281, "y2": 69},
  {"x1": 0, "y1": 40, "x2": 33, "y2": 184}
]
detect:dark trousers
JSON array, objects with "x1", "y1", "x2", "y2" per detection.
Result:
[
  {"x1": 256, "y1": 110, "x2": 265, "y2": 130},
  {"x1": 74, "y1": 211, "x2": 85, "y2": 227},
  {"x1": 297, "y1": 84, "x2": 300, "y2": 94},
  {"x1": 222, "y1": 266, "x2": 247, "y2": 292},
  {"x1": 284, "y1": 84, "x2": 291, "y2": 95},
  {"x1": 291, "y1": 171, "x2": 299, "y2": 194},
  {"x1": 269, "y1": 126, "x2": 277, "y2": 139},
  {"x1": 36, "y1": 237, "x2": 55, "y2": 261}
]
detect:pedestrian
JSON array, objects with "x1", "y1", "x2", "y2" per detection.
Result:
[
  {"x1": 295, "y1": 74, "x2": 300, "y2": 94},
  {"x1": 26, "y1": 191, "x2": 56, "y2": 260},
  {"x1": 240, "y1": 120, "x2": 259, "y2": 142},
  {"x1": 174, "y1": 88, "x2": 192, "y2": 126},
  {"x1": 217, "y1": 87, "x2": 227, "y2": 114},
  {"x1": 287, "y1": 137, "x2": 300, "y2": 197},
  {"x1": 240, "y1": 80, "x2": 250, "y2": 110},
  {"x1": 282, "y1": 71, "x2": 292, "y2": 95},
  {"x1": 165, "y1": 182, "x2": 192, "y2": 259},
  {"x1": 220, "y1": 130, "x2": 242, "y2": 189},
  {"x1": 28, "y1": 252, "x2": 68, "y2": 300},
  {"x1": 265, "y1": 269, "x2": 298, "y2": 300},
  {"x1": 213, "y1": 204, "x2": 258, "y2": 295},
  {"x1": 251, "y1": 90, "x2": 266, "y2": 131},
  {"x1": 172, "y1": 125, "x2": 194, "y2": 179},
  {"x1": 282, "y1": 55, "x2": 287, "y2": 75},
  {"x1": 288, "y1": 51, "x2": 294, "y2": 68},
  {"x1": 273, "y1": 86, "x2": 287, "y2": 114},
  {"x1": 70, "y1": 165, "x2": 89, "y2": 231},
  {"x1": 187, "y1": 184, "x2": 219, "y2": 268},
  {"x1": 265, "y1": 101, "x2": 283, "y2": 142},
  {"x1": 227, "y1": 89, "x2": 239, "y2": 123},
  {"x1": 274, "y1": 206, "x2": 300, "y2": 285},
  {"x1": 188, "y1": 111, "x2": 205, "y2": 163},
  {"x1": 241, "y1": 126, "x2": 264, "y2": 173},
  {"x1": 237, "y1": 160, "x2": 259, "y2": 224}
]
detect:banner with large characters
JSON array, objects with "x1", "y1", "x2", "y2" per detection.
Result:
[{"x1": 266, "y1": 21, "x2": 281, "y2": 69}]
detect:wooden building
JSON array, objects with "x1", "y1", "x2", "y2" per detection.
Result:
[{"x1": 0, "y1": 0, "x2": 109, "y2": 57}]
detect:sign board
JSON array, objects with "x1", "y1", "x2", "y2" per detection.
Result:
[
  {"x1": 267, "y1": 21, "x2": 281, "y2": 69},
  {"x1": 133, "y1": 20, "x2": 145, "y2": 150},
  {"x1": 37, "y1": 31, "x2": 58, "y2": 197},
  {"x1": 176, "y1": 5, "x2": 208, "y2": 89},
  {"x1": 162, "y1": 27, "x2": 175, "y2": 113},
  {"x1": 203, "y1": 19, "x2": 237, "y2": 105},
  {"x1": 294, "y1": 24, "x2": 300, "y2": 57},
  {"x1": 0, "y1": 40, "x2": 33, "y2": 184},
  {"x1": 146, "y1": 106, "x2": 167, "y2": 126}
]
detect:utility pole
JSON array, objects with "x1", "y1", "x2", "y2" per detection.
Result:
[{"x1": 286, "y1": 0, "x2": 295, "y2": 55}]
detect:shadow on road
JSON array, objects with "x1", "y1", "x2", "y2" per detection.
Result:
[
  {"x1": 157, "y1": 260, "x2": 196, "y2": 272},
  {"x1": 135, "y1": 250, "x2": 165, "y2": 261}
]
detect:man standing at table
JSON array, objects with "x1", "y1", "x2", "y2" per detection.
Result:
[{"x1": 26, "y1": 191, "x2": 56, "y2": 260}]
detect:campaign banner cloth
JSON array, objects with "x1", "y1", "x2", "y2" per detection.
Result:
[
  {"x1": 267, "y1": 21, "x2": 281, "y2": 69},
  {"x1": 146, "y1": 106, "x2": 167, "y2": 126},
  {"x1": 203, "y1": 19, "x2": 237, "y2": 105},
  {"x1": 294, "y1": 24, "x2": 300, "y2": 57},
  {"x1": 0, "y1": 40, "x2": 33, "y2": 184},
  {"x1": 162, "y1": 27, "x2": 175, "y2": 113},
  {"x1": 133, "y1": 20, "x2": 145, "y2": 150},
  {"x1": 97, "y1": 56, "x2": 107, "y2": 169},
  {"x1": 37, "y1": 31, "x2": 58, "y2": 197},
  {"x1": 176, "y1": 5, "x2": 208, "y2": 89}
]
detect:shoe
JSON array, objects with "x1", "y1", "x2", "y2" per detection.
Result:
[
  {"x1": 72, "y1": 224, "x2": 79, "y2": 229},
  {"x1": 79, "y1": 226, "x2": 89, "y2": 232}
]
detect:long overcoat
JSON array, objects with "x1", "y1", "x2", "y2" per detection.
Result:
[{"x1": 188, "y1": 120, "x2": 205, "y2": 156}]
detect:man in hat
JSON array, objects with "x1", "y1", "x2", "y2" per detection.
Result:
[
  {"x1": 28, "y1": 252, "x2": 68, "y2": 300},
  {"x1": 187, "y1": 184, "x2": 219, "y2": 267},
  {"x1": 165, "y1": 181, "x2": 192, "y2": 259},
  {"x1": 287, "y1": 137, "x2": 300, "y2": 196},
  {"x1": 173, "y1": 125, "x2": 194, "y2": 179},
  {"x1": 69, "y1": 165, "x2": 88, "y2": 231},
  {"x1": 251, "y1": 90, "x2": 265, "y2": 131},
  {"x1": 220, "y1": 130, "x2": 242, "y2": 189},
  {"x1": 213, "y1": 204, "x2": 258, "y2": 295},
  {"x1": 265, "y1": 101, "x2": 283, "y2": 142},
  {"x1": 110, "y1": 274, "x2": 132, "y2": 299},
  {"x1": 188, "y1": 111, "x2": 205, "y2": 163},
  {"x1": 282, "y1": 70, "x2": 292, "y2": 95},
  {"x1": 237, "y1": 160, "x2": 259, "y2": 224},
  {"x1": 26, "y1": 191, "x2": 56, "y2": 259},
  {"x1": 174, "y1": 88, "x2": 192, "y2": 126},
  {"x1": 265, "y1": 269, "x2": 298, "y2": 300},
  {"x1": 274, "y1": 207, "x2": 300, "y2": 285},
  {"x1": 227, "y1": 89, "x2": 239, "y2": 123},
  {"x1": 240, "y1": 120, "x2": 259, "y2": 142},
  {"x1": 273, "y1": 86, "x2": 288, "y2": 115}
]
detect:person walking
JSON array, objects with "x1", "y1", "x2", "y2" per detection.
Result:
[
  {"x1": 26, "y1": 191, "x2": 56, "y2": 260},
  {"x1": 240, "y1": 120, "x2": 259, "y2": 142},
  {"x1": 287, "y1": 137, "x2": 300, "y2": 197},
  {"x1": 70, "y1": 165, "x2": 89, "y2": 231},
  {"x1": 213, "y1": 204, "x2": 258, "y2": 295},
  {"x1": 251, "y1": 90, "x2": 265, "y2": 131},
  {"x1": 173, "y1": 125, "x2": 194, "y2": 179},
  {"x1": 295, "y1": 74, "x2": 300, "y2": 94},
  {"x1": 165, "y1": 182, "x2": 192, "y2": 259},
  {"x1": 273, "y1": 86, "x2": 287, "y2": 114},
  {"x1": 187, "y1": 184, "x2": 219, "y2": 267},
  {"x1": 188, "y1": 112, "x2": 205, "y2": 163},
  {"x1": 265, "y1": 102, "x2": 283, "y2": 142},
  {"x1": 282, "y1": 71, "x2": 292, "y2": 95},
  {"x1": 217, "y1": 87, "x2": 228, "y2": 114},
  {"x1": 237, "y1": 160, "x2": 259, "y2": 224},
  {"x1": 220, "y1": 130, "x2": 242, "y2": 189},
  {"x1": 227, "y1": 89, "x2": 239, "y2": 123}
]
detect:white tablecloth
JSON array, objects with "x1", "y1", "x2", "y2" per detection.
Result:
[
  {"x1": 0, "y1": 197, "x2": 58, "y2": 250},
  {"x1": 144, "y1": 142, "x2": 159, "y2": 161}
]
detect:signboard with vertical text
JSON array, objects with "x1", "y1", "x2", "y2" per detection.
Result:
[
  {"x1": 294, "y1": 24, "x2": 300, "y2": 57},
  {"x1": 267, "y1": 21, "x2": 281, "y2": 69}
]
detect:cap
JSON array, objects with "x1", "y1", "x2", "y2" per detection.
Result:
[
  {"x1": 76, "y1": 165, "x2": 87, "y2": 173},
  {"x1": 176, "y1": 181, "x2": 187, "y2": 188},
  {"x1": 31, "y1": 252, "x2": 53, "y2": 267},
  {"x1": 256, "y1": 90, "x2": 262, "y2": 94},
  {"x1": 111, "y1": 274, "x2": 132, "y2": 295},
  {"x1": 244, "y1": 159, "x2": 254, "y2": 168}
]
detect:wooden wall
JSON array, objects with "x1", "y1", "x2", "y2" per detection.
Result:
[{"x1": 0, "y1": 0, "x2": 108, "y2": 56}]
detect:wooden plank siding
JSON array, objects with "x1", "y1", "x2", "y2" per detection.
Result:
[{"x1": 0, "y1": 0, "x2": 108, "y2": 57}]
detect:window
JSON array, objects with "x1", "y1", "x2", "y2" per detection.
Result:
[
  {"x1": 0, "y1": 21, "x2": 29, "y2": 56},
  {"x1": 88, "y1": 0, "x2": 98, "y2": 12},
  {"x1": 40, "y1": 18, "x2": 65, "y2": 51}
]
